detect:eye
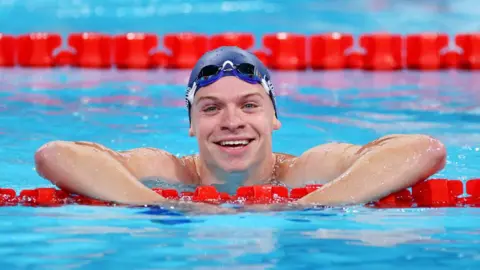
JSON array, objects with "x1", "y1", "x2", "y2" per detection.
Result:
[
  {"x1": 202, "y1": 105, "x2": 218, "y2": 113},
  {"x1": 243, "y1": 102, "x2": 259, "y2": 110}
]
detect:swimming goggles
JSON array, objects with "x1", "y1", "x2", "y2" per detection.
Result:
[{"x1": 186, "y1": 60, "x2": 273, "y2": 104}]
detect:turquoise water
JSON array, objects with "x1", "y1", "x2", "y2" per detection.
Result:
[
  {"x1": 1, "y1": 0, "x2": 480, "y2": 36},
  {"x1": 2, "y1": 0, "x2": 480, "y2": 269}
]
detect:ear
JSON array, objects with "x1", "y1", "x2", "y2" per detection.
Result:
[
  {"x1": 188, "y1": 126, "x2": 195, "y2": 137},
  {"x1": 272, "y1": 117, "x2": 281, "y2": 130}
]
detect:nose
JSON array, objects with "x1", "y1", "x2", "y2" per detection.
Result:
[{"x1": 220, "y1": 106, "x2": 245, "y2": 131}]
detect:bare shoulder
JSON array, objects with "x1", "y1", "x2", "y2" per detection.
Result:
[
  {"x1": 277, "y1": 134, "x2": 438, "y2": 187},
  {"x1": 35, "y1": 141, "x2": 199, "y2": 185},
  {"x1": 276, "y1": 142, "x2": 361, "y2": 187},
  {"x1": 116, "y1": 147, "x2": 199, "y2": 184}
]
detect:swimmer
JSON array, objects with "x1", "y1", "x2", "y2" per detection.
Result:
[{"x1": 34, "y1": 46, "x2": 446, "y2": 209}]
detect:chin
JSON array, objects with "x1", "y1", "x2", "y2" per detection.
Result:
[{"x1": 217, "y1": 159, "x2": 251, "y2": 173}]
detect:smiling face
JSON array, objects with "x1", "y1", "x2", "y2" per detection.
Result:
[{"x1": 189, "y1": 76, "x2": 281, "y2": 173}]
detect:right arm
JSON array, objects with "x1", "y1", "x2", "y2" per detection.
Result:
[{"x1": 34, "y1": 140, "x2": 194, "y2": 205}]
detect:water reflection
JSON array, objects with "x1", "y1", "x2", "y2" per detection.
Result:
[
  {"x1": 0, "y1": 205, "x2": 478, "y2": 268},
  {"x1": 304, "y1": 228, "x2": 444, "y2": 247},
  {"x1": 2, "y1": 69, "x2": 480, "y2": 113}
]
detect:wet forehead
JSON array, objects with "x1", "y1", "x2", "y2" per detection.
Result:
[{"x1": 194, "y1": 77, "x2": 267, "y2": 103}]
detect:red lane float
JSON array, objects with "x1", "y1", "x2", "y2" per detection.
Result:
[
  {"x1": 372, "y1": 189, "x2": 413, "y2": 208},
  {"x1": 164, "y1": 33, "x2": 208, "y2": 69},
  {"x1": 234, "y1": 185, "x2": 289, "y2": 204},
  {"x1": 464, "y1": 178, "x2": 480, "y2": 206},
  {"x1": 209, "y1": 32, "x2": 254, "y2": 50},
  {"x1": 54, "y1": 50, "x2": 74, "y2": 67},
  {"x1": 0, "y1": 188, "x2": 17, "y2": 206},
  {"x1": 310, "y1": 33, "x2": 353, "y2": 69},
  {"x1": 58, "y1": 32, "x2": 113, "y2": 68},
  {"x1": 252, "y1": 50, "x2": 270, "y2": 67},
  {"x1": 2, "y1": 31, "x2": 480, "y2": 70},
  {"x1": 358, "y1": 33, "x2": 402, "y2": 70},
  {"x1": 0, "y1": 34, "x2": 16, "y2": 67},
  {"x1": 18, "y1": 188, "x2": 68, "y2": 206},
  {"x1": 17, "y1": 33, "x2": 61, "y2": 67},
  {"x1": 347, "y1": 52, "x2": 365, "y2": 69},
  {"x1": 411, "y1": 179, "x2": 463, "y2": 207},
  {"x1": 1, "y1": 179, "x2": 480, "y2": 208},
  {"x1": 114, "y1": 33, "x2": 158, "y2": 69},
  {"x1": 262, "y1": 32, "x2": 307, "y2": 70},
  {"x1": 456, "y1": 34, "x2": 480, "y2": 70},
  {"x1": 441, "y1": 51, "x2": 461, "y2": 69},
  {"x1": 406, "y1": 33, "x2": 449, "y2": 70},
  {"x1": 16, "y1": 188, "x2": 111, "y2": 206}
]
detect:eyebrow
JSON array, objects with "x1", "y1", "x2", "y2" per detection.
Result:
[{"x1": 195, "y1": 92, "x2": 265, "y2": 105}]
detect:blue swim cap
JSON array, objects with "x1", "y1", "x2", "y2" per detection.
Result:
[{"x1": 185, "y1": 46, "x2": 277, "y2": 123}]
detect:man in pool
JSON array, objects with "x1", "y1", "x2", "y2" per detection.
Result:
[{"x1": 34, "y1": 46, "x2": 446, "y2": 208}]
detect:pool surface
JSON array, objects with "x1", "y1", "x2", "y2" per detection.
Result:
[{"x1": 2, "y1": 0, "x2": 480, "y2": 269}]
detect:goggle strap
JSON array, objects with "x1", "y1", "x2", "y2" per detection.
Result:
[
  {"x1": 187, "y1": 82, "x2": 197, "y2": 104},
  {"x1": 260, "y1": 78, "x2": 271, "y2": 95}
]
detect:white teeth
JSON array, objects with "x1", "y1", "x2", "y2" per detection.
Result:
[{"x1": 219, "y1": 140, "x2": 250, "y2": 146}]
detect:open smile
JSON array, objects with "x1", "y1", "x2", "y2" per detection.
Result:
[{"x1": 214, "y1": 139, "x2": 255, "y2": 154}]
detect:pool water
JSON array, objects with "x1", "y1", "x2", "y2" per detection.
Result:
[
  {"x1": 2, "y1": 69, "x2": 480, "y2": 269},
  {"x1": 2, "y1": 0, "x2": 480, "y2": 269}
]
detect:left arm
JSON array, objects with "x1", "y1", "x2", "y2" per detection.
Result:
[{"x1": 289, "y1": 134, "x2": 446, "y2": 206}]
